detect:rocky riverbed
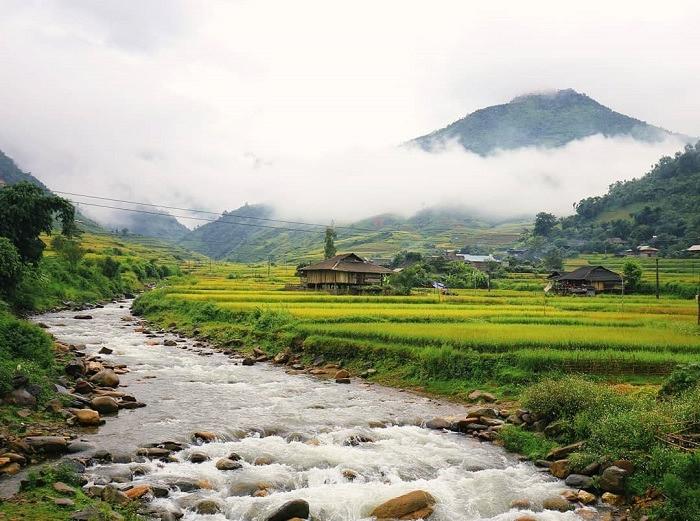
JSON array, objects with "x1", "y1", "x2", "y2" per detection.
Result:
[{"x1": 1, "y1": 301, "x2": 608, "y2": 520}]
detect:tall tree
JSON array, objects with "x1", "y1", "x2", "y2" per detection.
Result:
[
  {"x1": 0, "y1": 182, "x2": 75, "y2": 264},
  {"x1": 324, "y1": 227, "x2": 337, "y2": 259},
  {"x1": 534, "y1": 212, "x2": 558, "y2": 237}
]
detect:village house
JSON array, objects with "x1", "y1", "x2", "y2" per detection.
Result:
[
  {"x1": 445, "y1": 250, "x2": 501, "y2": 271},
  {"x1": 298, "y1": 253, "x2": 393, "y2": 292},
  {"x1": 637, "y1": 245, "x2": 659, "y2": 257},
  {"x1": 546, "y1": 265, "x2": 623, "y2": 296}
]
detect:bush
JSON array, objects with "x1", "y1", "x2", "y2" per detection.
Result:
[
  {"x1": 0, "y1": 237, "x2": 23, "y2": 297},
  {"x1": 659, "y1": 363, "x2": 700, "y2": 399},
  {"x1": 499, "y1": 425, "x2": 558, "y2": 460},
  {"x1": 521, "y1": 376, "x2": 613, "y2": 422}
]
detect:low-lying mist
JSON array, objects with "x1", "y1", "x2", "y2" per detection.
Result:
[{"x1": 70, "y1": 134, "x2": 686, "y2": 229}]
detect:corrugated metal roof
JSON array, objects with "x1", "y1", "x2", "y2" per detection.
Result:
[{"x1": 299, "y1": 253, "x2": 393, "y2": 274}]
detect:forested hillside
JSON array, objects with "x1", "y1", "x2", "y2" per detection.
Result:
[
  {"x1": 412, "y1": 89, "x2": 689, "y2": 155},
  {"x1": 532, "y1": 142, "x2": 700, "y2": 254}
]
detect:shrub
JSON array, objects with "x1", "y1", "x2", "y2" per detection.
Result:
[
  {"x1": 0, "y1": 237, "x2": 23, "y2": 297},
  {"x1": 658, "y1": 363, "x2": 700, "y2": 399},
  {"x1": 521, "y1": 376, "x2": 613, "y2": 421},
  {"x1": 499, "y1": 425, "x2": 558, "y2": 460}
]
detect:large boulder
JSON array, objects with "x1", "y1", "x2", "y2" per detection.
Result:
[
  {"x1": 467, "y1": 390, "x2": 496, "y2": 403},
  {"x1": 91, "y1": 396, "x2": 120, "y2": 414},
  {"x1": 266, "y1": 499, "x2": 310, "y2": 521},
  {"x1": 371, "y1": 490, "x2": 436, "y2": 520},
  {"x1": 565, "y1": 474, "x2": 594, "y2": 490},
  {"x1": 549, "y1": 459, "x2": 570, "y2": 479},
  {"x1": 546, "y1": 441, "x2": 584, "y2": 461},
  {"x1": 3, "y1": 388, "x2": 37, "y2": 407},
  {"x1": 24, "y1": 436, "x2": 68, "y2": 454},
  {"x1": 542, "y1": 497, "x2": 575, "y2": 512},
  {"x1": 90, "y1": 369, "x2": 120, "y2": 388},
  {"x1": 599, "y1": 466, "x2": 628, "y2": 494},
  {"x1": 196, "y1": 500, "x2": 221, "y2": 515},
  {"x1": 70, "y1": 408, "x2": 101, "y2": 426}
]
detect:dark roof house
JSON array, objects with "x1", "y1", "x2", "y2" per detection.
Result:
[
  {"x1": 299, "y1": 253, "x2": 393, "y2": 291},
  {"x1": 548, "y1": 266, "x2": 622, "y2": 295}
]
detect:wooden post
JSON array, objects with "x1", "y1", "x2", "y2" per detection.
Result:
[{"x1": 655, "y1": 258, "x2": 660, "y2": 299}]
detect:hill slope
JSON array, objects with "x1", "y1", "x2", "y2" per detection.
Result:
[
  {"x1": 412, "y1": 89, "x2": 688, "y2": 155},
  {"x1": 547, "y1": 142, "x2": 700, "y2": 253},
  {"x1": 103, "y1": 207, "x2": 190, "y2": 242},
  {"x1": 179, "y1": 204, "x2": 528, "y2": 262}
]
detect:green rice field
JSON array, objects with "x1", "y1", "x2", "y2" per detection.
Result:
[{"x1": 138, "y1": 259, "x2": 700, "y2": 386}]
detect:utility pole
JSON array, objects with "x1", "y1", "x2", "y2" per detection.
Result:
[
  {"x1": 268, "y1": 255, "x2": 272, "y2": 278},
  {"x1": 655, "y1": 258, "x2": 660, "y2": 299}
]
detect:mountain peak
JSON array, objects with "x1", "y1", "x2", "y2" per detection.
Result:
[{"x1": 412, "y1": 89, "x2": 687, "y2": 155}]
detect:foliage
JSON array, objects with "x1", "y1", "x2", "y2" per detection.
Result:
[
  {"x1": 623, "y1": 260, "x2": 643, "y2": 292},
  {"x1": 324, "y1": 227, "x2": 337, "y2": 259},
  {"x1": 0, "y1": 182, "x2": 75, "y2": 264},
  {"x1": 51, "y1": 235, "x2": 85, "y2": 271},
  {"x1": 0, "y1": 237, "x2": 23, "y2": 297},
  {"x1": 658, "y1": 363, "x2": 700, "y2": 399},
  {"x1": 542, "y1": 248, "x2": 563, "y2": 270},
  {"x1": 499, "y1": 425, "x2": 558, "y2": 460},
  {"x1": 390, "y1": 251, "x2": 423, "y2": 269},
  {"x1": 389, "y1": 263, "x2": 430, "y2": 294},
  {"x1": 534, "y1": 212, "x2": 557, "y2": 237}
]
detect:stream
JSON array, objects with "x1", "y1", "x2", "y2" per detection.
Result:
[{"x1": 34, "y1": 301, "x2": 590, "y2": 520}]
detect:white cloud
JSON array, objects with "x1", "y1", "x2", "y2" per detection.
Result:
[{"x1": 0, "y1": 0, "x2": 697, "y2": 224}]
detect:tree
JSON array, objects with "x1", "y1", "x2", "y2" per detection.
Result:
[
  {"x1": 0, "y1": 237, "x2": 23, "y2": 297},
  {"x1": 623, "y1": 260, "x2": 643, "y2": 292},
  {"x1": 51, "y1": 236, "x2": 84, "y2": 271},
  {"x1": 534, "y1": 212, "x2": 558, "y2": 237},
  {"x1": 390, "y1": 263, "x2": 429, "y2": 295},
  {"x1": 0, "y1": 182, "x2": 75, "y2": 264},
  {"x1": 542, "y1": 248, "x2": 564, "y2": 270},
  {"x1": 324, "y1": 227, "x2": 337, "y2": 259}
]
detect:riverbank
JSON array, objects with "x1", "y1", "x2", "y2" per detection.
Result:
[
  {"x1": 131, "y1": 281, "x2": 700, "y2": 520},
  {"x1": 2, "y1": 301, "x2": 609, "y2": 521}
]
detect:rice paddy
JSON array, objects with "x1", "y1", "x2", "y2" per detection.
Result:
[{"x1": 142, "y1": 259, "x2": 700, "y2": 385}]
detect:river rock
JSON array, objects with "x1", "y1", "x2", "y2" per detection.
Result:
[
  {"x1": 54, "y1": 498, "x2": 75, "y2": 507},
  {"x1": 266, "y1": 499, "x2": 310, "y2": 521},
  {"x1": 254, "y1": 455, "x2": 273, "y2": 465},
  {"x1": 24, "y1": 436, "x2": 68, "y2": 453},
  {"x1": 52, "y1": 481, "x2": 76, "y2": 495},
  {"x1": 546, "y1": 441, "x2": 584, "y2": 461},
  {"x1": 73, "y1": 314, "x2": 93, "y2": 320},
  {"x1": 74, "y1": 380, "x2": 94, "y2": 394},
  {"x1": 70, "y1": 408, "x2": 101, "y2": 426},
  {"x1": 335, "y1": 369, "x2": 350, "y2": 379},
  {"x1": 0, "y1": 452, "x2": 26, "y2": 465},
  {"x1": 4, "y1": 388, "x2": 37, "y2": 407},
  {"x1": 91, "y1": 396, "x2": 120, "y2": 414},
  {"x1": 137, "y1": 447, "x2": 171, "y2": 459},
  {"x1": 336, "y1": 377, "x2": 351, "y2": 384},
  {"x1": 577, "y1": 490, "x2": 597, "y2": 504},
  {"x1": 599, "y1": 465, "x2": 627, "y2": 494},
  {"x1": 125, "y1": 484, "x2": 152, "y2": 499},
  {"x1": 273, "y1": 350, "x2": 291, "y2": 364},
  {"x1": 425, "y1": 417, "x2": 453, "y2": 430},
  {"x1": 601, "y1": 492, "x2": 625, "y2": 506},
  {"x1": 371, "y1": 490, "x2": 436, "y2": 520},
  {"x1": 216, "y1": 458, "x2": 242, "y2": 471},
  {"x1": 0, "y1": 462, "x2": 21, "y2": 475},
  {"x1": 196, "y1": 499, "x2": 221, "y2": 515},
  {"x1": 98, "y1": 346, "x2": 114, "y2": 355},
  {"x1": 102, "y1": 485, "x2": 131, "y2": 506},
  {"x1": 189, "y1": 451, "x2": 209, "y2": 463},
  {"x1": 467, "y1": 390, "x2": 496, "y2": 403},
  {"x1": 90, "y1": 369, "x2": 120, "y2": 388},
  {"x1": 164, "y1": 339, "x2": 178, "y2": 346},
  {"x1": 565, "y1": 473, "x2": 594, "y2": 489},
  {"x1": 242, "y1": 357, "x2": 256, "y2": 366},
  {"x1": 549, "y1": 459, "x2": 570, "y2": 479},
  {"x1": 542, "y1": 497, "x2": 575, "y2": 512},
  {"x1": 470, "y1": 407, "x2": 499, "y2": 419},
  {"x1": 193, "y1": 431, "x2": 218, "y2": 443}
]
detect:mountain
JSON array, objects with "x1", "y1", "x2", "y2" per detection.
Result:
[
  {"x1": 0, "y1": 149, "x2": 105, "y2": 232},
  {"x1": 538, "y1": 142, "x2": 700, "y2": 253},
  {"x1": 104, "y1": 208, "x2": 189, "y2": 242},
  {"x1": 411, "y1": 89, "x2": 690, "y2": 155},
  {"x1": 0, "y1": 150, "x2": 50, "y2": 190},
  {"x1": 178, "y1": 204, "x2": 528, "y2": 262}
]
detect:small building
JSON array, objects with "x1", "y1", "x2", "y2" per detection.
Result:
[
  {"x1": 547, "y1": 266, "x2": 623, "y2": 295},
  {"x1": 687, "y1": 245, "x2": 700, "y2": 253},
  {"x1": 299, "y1": 253, "x2": 393, "y2": 291},
  {"x1": 637, "y1": 245, "x2": 659, "y2": 257},
  {"x1": 456, "y1": 254, "x2": 501, "y2": 271}
]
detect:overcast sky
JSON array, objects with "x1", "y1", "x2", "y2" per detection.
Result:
[{"x1": 0, "y1": 0, "x2": 698, "y2": 223}]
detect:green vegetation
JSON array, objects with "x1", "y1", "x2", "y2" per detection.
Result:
[
  {"x1": 411, "y1": 88, "x2": 683, "y2": 155},
  {"x1": 0, "y1": 462, "x2": 142, "y2": 520},
  {"x1": 526, "y1": 142, "x2": 700, "y2": 256}
]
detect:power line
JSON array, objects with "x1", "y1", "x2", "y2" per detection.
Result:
[{"x1": 58, "y1": 190, "x2": 377, "y2": 233}]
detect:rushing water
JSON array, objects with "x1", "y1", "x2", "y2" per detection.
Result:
[{"x1": 35, "y1": 301, "x2": 592, "y2": 520}]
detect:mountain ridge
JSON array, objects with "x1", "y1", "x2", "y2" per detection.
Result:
[{"x1": 411, "y1": 89, "x2": 691, "y2": 155}]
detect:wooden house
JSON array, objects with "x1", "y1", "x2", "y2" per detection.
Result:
[
  {"x1": 637, "y1": 245, "x2": 659, "y2": 257},
  {"x1": 299, "y1": 253, "x2": 393, "y2": 292},
  {"x1": 547, "y1": 266, "x2": 622, "y2": 295}
]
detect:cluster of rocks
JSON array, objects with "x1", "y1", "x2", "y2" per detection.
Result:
[{"x1": 1, "y1": 320, "x2": 144, "y2": 478}]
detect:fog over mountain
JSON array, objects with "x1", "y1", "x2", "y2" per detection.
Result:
[{"x1": 0, "y1": 1, "x2": 698, "y2": 227}]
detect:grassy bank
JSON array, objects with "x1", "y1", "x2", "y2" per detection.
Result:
[{"x1": 131, "y1": 262, "x2": 700, "y2": 518}]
